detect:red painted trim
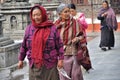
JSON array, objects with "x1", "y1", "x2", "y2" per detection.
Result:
[{"x1": 86, "y1": 23, "x2": 120, "y2": 32}]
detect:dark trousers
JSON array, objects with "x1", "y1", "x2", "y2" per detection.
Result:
[{"x1": 29, "y1": 65, "x2": 60, "y2": 80}]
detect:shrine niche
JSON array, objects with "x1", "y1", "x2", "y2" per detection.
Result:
[{"x1": 10, "y1": 16, "x2": 17, "y2": 30}]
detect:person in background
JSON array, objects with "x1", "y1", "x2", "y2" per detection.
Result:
[
  {"x1": 68, "y1": 3, "x2": 88, "y2": 38},
  {"x1": 17, "y1": 5, "x2": 64, "y2": 80},
  {"x1": 68, "y1": 3, "x2": 92, "y2": 71},
  {"x1": 55, "y1": 3, "x2": 92, "y2": 80},
  {"x1": 97, "y1": 0, "x2": 118, "y2": 51}
]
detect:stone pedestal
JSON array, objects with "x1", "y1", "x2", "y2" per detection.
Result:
[
  {"x1": 0, "y1": 7, "x2": 23, "y2": 80},
  {"x1": 0, "y1": 37, "x2": 21, "y2": 68},
  {"x1": 0, "y1": 14, "x2": 21, "y2": 68}
]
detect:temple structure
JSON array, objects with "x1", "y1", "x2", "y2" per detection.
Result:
[
  {"x1": 0, "y1": 0, "x2": 59, "y2": 40},
  {"x1": 0, "y1": 13, "x2": 20, "y2": 68}
]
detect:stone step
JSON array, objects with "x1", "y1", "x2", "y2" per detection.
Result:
[
  {"x1": 0, "y1": 39, "x2": 14, "y2": 47},
  {"x1": 0, "y1": 42, "x2": 20, "y2": 53},
  {"x1": 0, "y1": 37, "x2": 10, "y2": 42},
  {"x1": 0, "y1": 61, "x2": 27, "y2": 80},
  {"x1": 11, "y1": 35, "x2": 24, "y2": 40},
  {"x1": 0, "y1": 42, "x2": 21, "y2": 68},
  {"x1": 0, "y1": 69, "x2": 11, "y2": 80}
]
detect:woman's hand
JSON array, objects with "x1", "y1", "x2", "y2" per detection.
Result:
[
  {"x1": 101, "y1": 12, "x2": 107, "y2": 17},
  {"x1": 72, "y1": 37, "x2": 79, "y2": 44},
  {"x1": 60, "y1": 22, "x2": 65, "y2": 25},
  {"x1": 18, "y1": 61, "x2": 24, "y2": 69},
  {"x1": 57, "y1": 60, "x2": 63, "y2": 69}
]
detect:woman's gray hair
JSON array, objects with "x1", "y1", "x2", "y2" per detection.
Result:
[{"x1": 57, "y1": 3, "x2": 68, "y2": 14}]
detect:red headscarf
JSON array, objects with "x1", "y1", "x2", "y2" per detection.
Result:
[{"x1": 30, "y1": 5, "x2": 53, "y2": 68}]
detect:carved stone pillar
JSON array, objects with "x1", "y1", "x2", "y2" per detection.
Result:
[{"x1": 0, "y1": 14, "x2": 5, "y2": 36}]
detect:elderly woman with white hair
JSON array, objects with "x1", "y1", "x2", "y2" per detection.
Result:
[{"x1": 55, "y1": 3, "x2": 85, "y2": 80}]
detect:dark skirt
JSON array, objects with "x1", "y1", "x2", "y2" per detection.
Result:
[
  {"x1": 99, "y1": 26, "x2": 115, "y2": 48},
  {"x1": 29, "y1": 65, "x2": 59, "y2": 80}
]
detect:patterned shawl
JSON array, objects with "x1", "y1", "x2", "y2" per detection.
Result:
[
  {"x1": 98, "y1": 7, "x2": 118, "y2": 30},
  {"x1": 54, "y1": 17, "x2": 81, "y2": 45},
  {"x1": 55, "y1": 17, "x2": 92, "y2": 71}
]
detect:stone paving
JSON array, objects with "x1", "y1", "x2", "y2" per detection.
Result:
[
  {"x1": 0, "y1": 32, "x2": 120, "y2": 80},
  {"x1": 83, "y1": 32, "x2": 120, "y2": 80}
]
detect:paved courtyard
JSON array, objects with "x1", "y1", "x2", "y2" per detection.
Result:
[
  {"x1": 83, "y1": 32, "x2": 120, "y2": 80},
  {"x1": 0, "y1": 32, "x2": 120, "y2": 80}
]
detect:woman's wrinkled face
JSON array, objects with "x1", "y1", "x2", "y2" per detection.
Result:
[
  {"x1": 60, "y1": 7, "x2": 70, "y2": 21},
  {"x1": 102, "y1": 2, "x2": 108, "y2": 9},
  {"x1": 70, "y1": 8, "x2": 76, "y2": 16},
  {"x1": 32, "y1": 8, "x2": 42, "y2": 24}
]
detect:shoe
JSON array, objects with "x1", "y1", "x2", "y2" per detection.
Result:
[
  {"x1": 101, "y1": 48, "x2": 107, "y2": 51},
  {"x1": 108, "y1": 47, "x2": 111, "y2": 50}
]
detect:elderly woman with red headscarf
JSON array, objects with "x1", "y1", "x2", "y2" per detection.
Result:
[
  {"x1": 17, "y1": 5, "x2": 64, "y2": 80},
  {"x1": 55, "y1": 3, "x2": 92, "y2": 80}
]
